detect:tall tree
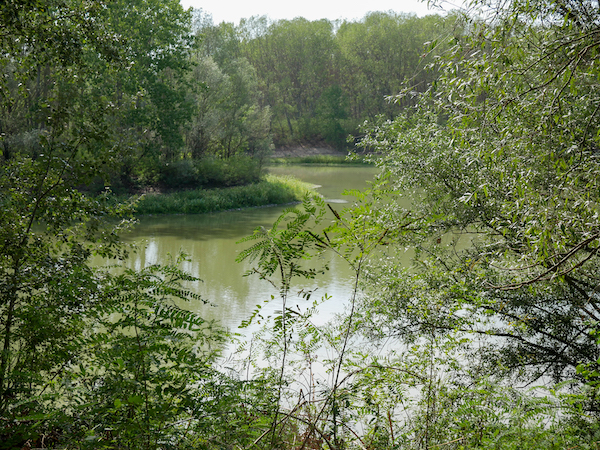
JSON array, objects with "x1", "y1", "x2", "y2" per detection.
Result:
[
  {"x1": 0, "y1": 0, "x2": 127, "y2": 433},
  {"x1": 188, "y1": 20, "x2": 272, "y2": 159},
  {"x1": 0, "y1": 0, "x2": 120, "y2": 162},
  {"x1": 0, "y1": 2, "x2": 242, "y2": 447},
  {"x1": 336, "y1": 12, "x2": 445, "y2": 121},
  {"x1": 93, "y1": 0, "x2": 194, "y2": 175},
  {"x1": 240, "y1": 17, "x2": 339, "y2": 144}
]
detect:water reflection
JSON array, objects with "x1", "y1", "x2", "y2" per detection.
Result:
[{"x1": 93, "y1": 165, "x2": 381, "y2": 330}]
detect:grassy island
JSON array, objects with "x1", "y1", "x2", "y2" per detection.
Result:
[{"x1": 131, "y1": 174, "x2": 317, "y2": 215}]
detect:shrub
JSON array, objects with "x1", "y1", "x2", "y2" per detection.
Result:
[{"x1": 158, "y1": 156, "x2": 264, "y2": 190}]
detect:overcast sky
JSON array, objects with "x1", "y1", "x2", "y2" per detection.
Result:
[{"x1": 179, "y1": 0, "x2": 457, "y2": 25}]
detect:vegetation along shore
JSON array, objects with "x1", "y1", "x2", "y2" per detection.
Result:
[
  {"x1": 2, "y1": 0, "x2": 600, "y2": 448},
  {"x1": 130, "y1": 174, "x2": 317, "y2": 215}
]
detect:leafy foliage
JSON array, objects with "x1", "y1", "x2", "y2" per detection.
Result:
[
  {"x1": 133, "y1": 173, "x2": 316, "y2": 215},
  {"x1": 188, "y1": 25, "x2": 272, "y2": 160},
  {"x1": 8, "y1": 0, "x2": 600, "y2": 447},
  {"x1": 235, "y1": 189, "x2": 600, "y2": 449},
  {"x1": 0, "y1": 3, "x2": 255, "y2": 448},
  {"x1": 238, "y1": 12, "x2": 451, "y2": 147},
  {"x1": 359, "y1": 0, "x2": 600, "y2": 391},
  {"x1": 0, "y1": 1, "x2": 131, "y2": 437},
  {"x1": 60, "y1": 257, "x2": 228, "y2": 449}
]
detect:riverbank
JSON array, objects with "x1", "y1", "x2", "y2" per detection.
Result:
[
  {"x1": 271, "y1": 144, "x2": 344, "y2": 158},
  {"x1": 114, "y1": 147, "x2": 368, "y2": 215},
  {"x1": 269, "y1": 154, "x2": 368, "y2": 165},
  {"x1": 130, "y1": 174, "x2": 317, "y2": 215},
  {"x1": 269, "y1": 145, "x2": 369, "y2": 165}
]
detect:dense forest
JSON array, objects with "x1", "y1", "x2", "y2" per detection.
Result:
[
  {"x1": 1, "y1": 1, "x2": 452, "y2": 192},
  {"x1": 2, "y1": 0, "x2": 600, "y2": 448}
]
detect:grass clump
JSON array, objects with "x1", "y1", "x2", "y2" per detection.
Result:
[{"x1": 133, "y1": 174, "x2": 316, "y2": 215}]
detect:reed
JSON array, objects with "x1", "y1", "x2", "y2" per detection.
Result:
[{"x1": 132, "y1": 174, "x2": 317, "y2": 215}]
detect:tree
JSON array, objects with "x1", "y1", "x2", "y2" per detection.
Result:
[
  {"x1": 336, "y1": 12, "x2": 445, "y2": 121},
  {"x1": 187, "y1": 55, "x2": 271, "y2": 160},
  {"x1": 0, "y1": 1, "x2": 130, "y2": 445},
  {"x1": 316, "y1": 85, "x2": 349, "y2": 149},
  {"x1": 238, "y1": 13, "x2": 452, "y2": 147},
  {"x1": 240, "y1": 18, "x2": 339, "y2": 144},
  {"x1": 91, "y1": 0, "x2": 194, "y2": 181},
  {"x1": 188, "y1": 20, "x2": 272, "y2": 161},
  {"x1": 0, "y1": 0, "x2": 120, "y2": 162},
  {"x1": 0, "y1": 2, "x2": 234, "y2": 447},
  {"x1": 359, "y1": 0, "x2": 600, "y2": 393}
]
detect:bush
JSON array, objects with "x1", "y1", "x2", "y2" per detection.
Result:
[
  {"x1": 159, "y1": 159, "x2": 199, "y2": 189},
  {"x1": 158, "y1": 156, "x2": 263, "y2": 190}
]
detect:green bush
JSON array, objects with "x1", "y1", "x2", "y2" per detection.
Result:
[
  {"x1": 159, "y1": 158, "x2": 199, "y2": 189},
  {"x1": 158, "y1": 156, "x2": 263, "y2": 189}
]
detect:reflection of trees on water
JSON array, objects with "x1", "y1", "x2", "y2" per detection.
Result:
[
  {"x1": 122, "y1": 227, "x2": 357, "y2": 328},
  {"x1": 96, "y1": 166, "x2": 380, "y2": 328}
]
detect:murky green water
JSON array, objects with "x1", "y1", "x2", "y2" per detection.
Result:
[{"x1": 93, "y1": 165, "x2": 381, "y2": 330}]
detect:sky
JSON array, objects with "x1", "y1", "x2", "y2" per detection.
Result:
[{"x1": 179, "y1": 0, "x2": 456, "y2": 25}]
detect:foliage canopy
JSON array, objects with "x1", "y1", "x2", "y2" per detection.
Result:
[{"x1": 360, "y1": 0, "x2": 600, "y2": 388}]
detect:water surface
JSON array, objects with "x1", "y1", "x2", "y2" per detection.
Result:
[{"x1": 95, "y1": 165, "x2": 380, "y2": 330}]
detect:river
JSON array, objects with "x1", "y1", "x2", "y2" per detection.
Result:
[{"x1": 93, "y1": 165, "x2": 381, "y2": 331}]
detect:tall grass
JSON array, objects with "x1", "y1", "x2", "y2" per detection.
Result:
[{"x1": 132, "y1": 174, "x2": 316, "y2": 215}]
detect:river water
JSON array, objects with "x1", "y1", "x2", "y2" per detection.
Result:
[{"x1": 94, "y1": 165, "x2": 381, "y2": 331}]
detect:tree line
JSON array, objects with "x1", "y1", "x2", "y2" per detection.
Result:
[
  {"x1": 1, "y1": 0, "x2": 453, "y2": 192},
  {"x1": 196, "y1": 10, "x2": 452, "y2": 149}
]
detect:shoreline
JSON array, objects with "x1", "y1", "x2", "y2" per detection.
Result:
[
  {"x1": 270, "y1": 144, "x2": 346, "y2": 158},
  {"x1": 130, "y1": 174, "x2": 317, "y2": 216}
]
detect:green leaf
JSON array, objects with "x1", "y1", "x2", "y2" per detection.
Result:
[{"x1": 127, "y1": 395, "x2": 143, "y2": 406}]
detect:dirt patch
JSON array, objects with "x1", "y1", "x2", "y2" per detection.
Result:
[{"x1": 271, "y1": 145, "x2": 346, "y2": 158}]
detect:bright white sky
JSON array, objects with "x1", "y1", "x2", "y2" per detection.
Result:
[{"x1": 179, "y1": 0, "x2": 456, "y2": 25}]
